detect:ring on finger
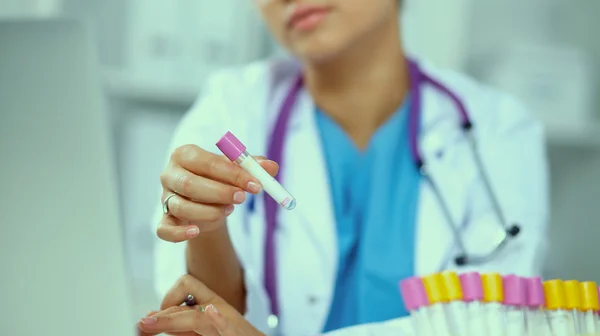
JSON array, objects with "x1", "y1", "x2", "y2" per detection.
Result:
[
  {"x1": 162, "y1": 193, "x2": 178, "y2": 215},
  {"x1": 185, "y1": 294, "x2": 196, "y2": 306}
]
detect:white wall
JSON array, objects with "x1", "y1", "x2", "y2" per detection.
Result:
[{"x1": 0, "y1": 0, "x2": 63, "y2": 17}]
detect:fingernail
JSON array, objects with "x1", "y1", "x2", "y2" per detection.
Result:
[
  {"x1": 247, "y1": 181, "x2": 262, "y2": 193},
  {"x1": 233, "y1": 191, "x2": 246, "y2": 204},
  {"x1": 186, "y1": 227, "x2": 200, "y2": 238},
  {"x1": 225, "y1": 204, "x2": 235, "y2": 216},
  {"x1": 141, "y1": 317, "x2": 157, "y2": 324},
  {"x1": 207, "y1": 304, "x2": 220, "y2": 315}
]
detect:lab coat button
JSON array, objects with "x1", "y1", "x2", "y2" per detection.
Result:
[{"x1": 307, "y1": 296, "x2": 319, "y2": 305}]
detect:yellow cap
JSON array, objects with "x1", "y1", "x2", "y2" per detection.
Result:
[
  {"x1": 563, "y1": 280, "x2": 582, "y2": 310},
  {"x1": 544, "y1": 280, "x2": 566, "y2": 310},
  {"x1": 423, "y1": 273, "x2": 448, "y2": 304},
  {"x1": 482, "y1": 273, "x2": 503, "y2": 303},
  {"x1": 440, "y1": 271, "x2": 463, "y2": 301},
  {"x1": 580, "y1": 282, "x2": 599, "y2": 311}
]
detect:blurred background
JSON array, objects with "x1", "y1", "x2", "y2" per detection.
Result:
[{"x1": 2, "y1": 0, "x2": 599, "y2": 319}]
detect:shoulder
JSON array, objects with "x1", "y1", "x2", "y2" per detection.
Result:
[
  {"x1": 172, "y1": 57, "x2": 300, "y2": 152},
  {"x1": 418, "y1": 59, "x2": 541, "y2": 136}
]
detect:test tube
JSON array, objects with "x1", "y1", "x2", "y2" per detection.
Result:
[
  {"x1": 216, "y1": 131, "x2": 296, "y2": 210},
  {"x1": 563, "y1": 280, "x2": 583, "y2": 334},
  {"x1": 440, "y1": 271, "x2": 469, "y2": 336},
  {"x1": 543, "y1": 279, "x2": 576, "y2": 336},
  {"x1": 481, "y1": 273, "x2": 505, "y2": 336},
  {"x1": 422, "y1": 273, "x2": 452, "y2": 336},
  {"x1": 597, "y1": 286, "x2": 600, "y2": 328},
  {"x1": 399, "y1": 277, "x2": 434, "y2": 336},
  {"x1": 502, "y1": 275, "x2": 527, "y2": 336},
  {"x1": 525, "y1": 277, "x2": 552, "y2": 336},
  {"x1": 580, "y1": 281, "x2": 599, "y2": 334},
  {"x1": 459, "y1": 272, "x2": 486, "y2": 336}
]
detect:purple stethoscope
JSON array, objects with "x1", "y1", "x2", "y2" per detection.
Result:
[{"x1": 260, "y1": 59, "x2": 520, "y2": 331}]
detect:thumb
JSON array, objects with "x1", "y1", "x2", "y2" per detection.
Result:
[
  {"x1": 205, "y1": 304, "x2": 236, "y2": 336},
  {"x1": 254, "y1": 156, "x2": 279, "y2": 177}
]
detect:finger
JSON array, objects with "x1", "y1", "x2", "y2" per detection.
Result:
[
  {"x1": 160, "y1": 192, "x2": 231, "y2": 223},
  {"x1": 161, "y1": 275, "x2": 218, "y2": 310},
  {"x1": 205, "y1": 304, "x2": 236, "y2": 336},
  {"x1": 140, "y1": 308, "x2": 219, "y2": 336},
  {"x1": 137, "y1": 329, "x2": 195, "y2": 336},
  {"x1": 156, "y1": 216, "x2": 202, "y2": 242},
  {"x1": 161, "y1": 167, "x2": 247, "y2": 205},
  {"x1": 140, "y1": 307, "x2": 209, "y2": 336},
  {"x1": 256, "y1": 157, "x2": 279, "y2": 177},
  {"x1": 139, "y1": 310, "x2": 200, "y2": 333},
  {"x1": 173, "y1": 145, "x2": 262, "y2": 194}
]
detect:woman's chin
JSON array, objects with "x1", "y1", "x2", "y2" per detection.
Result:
[{"x1": 290, "y1": 39, "x2": 348, "y2": 65}]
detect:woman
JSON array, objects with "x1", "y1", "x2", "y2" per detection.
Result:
[{"x1": 154, "y1": 0, "x2": 549, "y2": 334}]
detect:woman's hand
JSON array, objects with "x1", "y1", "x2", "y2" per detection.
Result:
[
  {"x1": 138, "y1": 275, "x2": 265, "y2": 336},
  {"x1": 158, "y1": 144, "x2": 278, "y2": 242}
]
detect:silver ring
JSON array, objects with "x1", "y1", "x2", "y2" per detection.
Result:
[{"x1": 162, "y1": 193, "x2": 177, "y2": 215}]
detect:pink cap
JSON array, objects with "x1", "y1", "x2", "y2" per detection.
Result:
[
  {"x1": 460, "y1": 272, "x2": 483, "y2": 302},
  {"x1": 216, "y1": 131, "x2": 247, "y2": 161},
  {"x1": 503, "y1": 275, "x2": 527, "y2": 306},
  {"x1": 526, "y1": 277, "x2": 545, "y2": 307},
  {"x1": 597, "y1": 286, "x2": 600, "y2": 315},
  {"x1": 399, "y1": 277, "x2": 429, "y2": 311}
]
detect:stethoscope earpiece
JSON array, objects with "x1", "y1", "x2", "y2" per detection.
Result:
[
  {"x1": 454, "y1": 255, "x2": 468, "y2": 266},
  {"x1": 507, "y1": 224, "x2": 521, "y2": 237}
]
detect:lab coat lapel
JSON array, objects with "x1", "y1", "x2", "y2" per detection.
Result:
[
  {"x1": 284, "y1": 88, "x2": 337, "y2": 269},
  {"x1": 415, "y1": 84, "x2": 469, "y2": 275},
  {"x1": 276, "y1": 86, "x2": 337, "y2": 332},
  {"x1": 285, "y1": 90, "x2": 337, "y2": 267}
]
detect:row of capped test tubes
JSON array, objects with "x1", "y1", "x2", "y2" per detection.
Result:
[{"x1": 399, "y1": 272, "x2": 600, "y2": 336}]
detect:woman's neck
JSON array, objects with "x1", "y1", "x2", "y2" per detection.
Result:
[{"x1": 303, "y1": 16, "x2": 409, "y2": 149}]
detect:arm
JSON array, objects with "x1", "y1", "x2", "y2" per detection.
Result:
[
  {"x1": 153, "y1": 72, "x2": 248, "y2": 313},
  {"x1": 186, "y1": 223, "x2": 246, "y2": 313}
]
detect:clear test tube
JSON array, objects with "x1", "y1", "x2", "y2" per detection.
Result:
[
  {"x1": 525, "y1": 277, "x2": 552, "y2": 336},
  {"x1": 459, "y1": 272, "x2": 486, "y2": 336},
  {"x1": 502, "y1": 275, "x2": 527, "y2": 336},
  {"x1": 543, "y1": 279, "x2": 577, "y2": 336},
  {"x1": 422, "y1": 273, "x2": 452, "y2": 336},
  {"x1": 563, "y1": 280, "x2": 583, "y2": 334},
  {"x1": 481, "y1": 273, "x2": 505, "y2": 336},
  {"x1": 216, "y1": 131, "x2": 296, "y2": 210},
  {"x1": 440, "y1": 271, "x2": 469, "y2": 336},
  {"x1": 579, "y1": 281, "x2": 600, "y2": 334},
  {"x1": 399, "y1": 277, "x2": 435, "y2": 336}
]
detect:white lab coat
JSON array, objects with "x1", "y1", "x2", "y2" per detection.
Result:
[{"x1": 153, "y1": 57, "x2": 549, "y2": 336}]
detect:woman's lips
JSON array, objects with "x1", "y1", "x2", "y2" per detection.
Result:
[{"x1": 287, "y1": 4, "x2": 331, "y2": 32}]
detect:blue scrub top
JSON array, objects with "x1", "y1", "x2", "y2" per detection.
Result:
[{"x1": 316, "y1": 99, "x2": 421, "y2": 332}]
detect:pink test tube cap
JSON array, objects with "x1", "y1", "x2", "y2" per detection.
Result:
[
  {"x1": 597, "y1": 286, "x2": 600, "y2": 315},
  {"x1": 399, "y1": 277, "x2": 429, "y2": 311},
  {"x1": 526, "y1": 277, "x2": 545, "y2": 307},
  {"x1": 503, "y1": 274, "x2": 527, "y2": 306},
  {"x1": 460, "y1": 272, "x2": 483, "y2": 302},
  {"x1": 216, "y1": 131, "x2": 247, "y2": 161}
]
